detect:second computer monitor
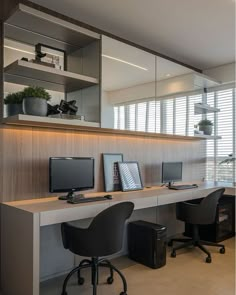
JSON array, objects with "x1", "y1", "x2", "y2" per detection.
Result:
[{"x1": 162, "y1": 162, "x2": 182, "y2": 186}]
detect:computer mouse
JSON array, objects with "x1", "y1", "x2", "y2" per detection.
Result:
[
  {"x1": 192, "y1": 184, "x2": 198, "y2": 187},
  {"x1": 104, "y1": 194, "x2": 113, "y2": 200}
]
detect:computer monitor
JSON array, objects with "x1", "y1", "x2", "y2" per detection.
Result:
[
  {"x1": 49, "y1": 157, "x2": 94, "y2": 200},
  {"x1": 162, "y1": 162, "x2": 182, "y2": 187}
]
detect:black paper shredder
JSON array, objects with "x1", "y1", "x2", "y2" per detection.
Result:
[{"x1": 128, "y1": 220, "x2": 167, "y2": 269}]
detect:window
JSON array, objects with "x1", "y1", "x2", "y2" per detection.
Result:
[
  {"x1": 206, "y1": 87, "x2": 235, "y2": 183},
  {"x1": 114, "y1": 94, "x2": 201, "y2": 135},
  {"x1": 114, "y1": 86, "x2": 235, "y2": 183}
]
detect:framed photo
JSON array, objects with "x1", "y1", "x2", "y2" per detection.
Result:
[
  {"x1": 103, "y1": 153, "x2": 123, "y2": 192},
  {"x1": 118, "y1": 161, "x2": 143, "y2": 192}
]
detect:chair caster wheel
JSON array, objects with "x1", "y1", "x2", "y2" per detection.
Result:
[
  {"x1": 171, "y1": 251, "x2": 176, "y2": 258},
  {"x1": 220, "y1": 247, "x2": 225, "y2": 254},
  {"x1": 107, "y1": 276, "x2": 114, "y2": 284},
  {"x1": 168, "y1": 241, "x2": 173, "y2": 247},
  {"x1": 78, "y1": 277, "x2": 85, "y2": 285},
  {"x1": 120, "y1": 292, "x2": 127, "y2": 295},
  {"x1": 206, "y1": 256, "x2": 212, "y2": 263}
]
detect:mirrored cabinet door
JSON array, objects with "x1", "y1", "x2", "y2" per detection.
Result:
[
  {"x1": 101, "y1": 35, "x2": 156, "y2": 131},
  {"x1": 101, "y1": 35, "x2": 214, "y2": 137}
]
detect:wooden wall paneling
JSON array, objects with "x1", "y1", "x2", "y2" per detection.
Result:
[
  {"x1": 0, "y1": 126, "x2": 207, "y2": 202},
  {"x1": 31, "y1": 128, "x2": 76, "y2": 198},
  {"x1": 0, "y1": 22, "x2": 3, "y2": 120},
  {"x1": 1, "y1": 127, "x2": 33, "y2": 201},
  {"x1": 72, "y1": 131, "x2": 103, "y2": 191}
]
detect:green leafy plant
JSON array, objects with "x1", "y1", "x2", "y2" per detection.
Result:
[
  {"x1": 197, "y1": 119, "x2": 213, "y2": 126},
  {"x1": 22, "y1": 86, "x2": 51, "y2": 101},
  {"x1": 4, "y1": 92, "x2": 24, "y2": 104}
]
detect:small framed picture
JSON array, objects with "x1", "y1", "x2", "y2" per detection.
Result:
[
  {"x1": 118, "y1": 161, "x2": 143, "y2": 192},
  {"x1": 103, "y1": 153, "x2": 123, "y2": 192},
  {"x1": 34, "y1": 43, "x2": 66, "y2": 70}
]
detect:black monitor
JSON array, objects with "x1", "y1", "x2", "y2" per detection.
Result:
[
  {"x1": 49, "y1": 157, "x2": 94, "y2": 200},
  {"x1": 162, "y1": 162, "x2": 182, "y2": 187}
]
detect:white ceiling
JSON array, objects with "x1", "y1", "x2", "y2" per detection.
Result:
[{"x1": 32, "y1": 0, "x2": 235, "y2": 70}]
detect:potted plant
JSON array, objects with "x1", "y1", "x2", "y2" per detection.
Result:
[
  {"x1": 22, "y1": 86, "x2": 51, "y2": 116},
  {"x1": 197, "y1": 119, "x2": 213, "y2": 135},
  {"x1": 4, "y1": 91, "x2": 23, "y2": 116}
]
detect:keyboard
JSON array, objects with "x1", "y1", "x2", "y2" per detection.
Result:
[
  {"x1": 168, "y1": 184, "x2": 198, "y2": 190},
  {"x1": 67, "y1": 196, "x2": 112, "y2": 204}
]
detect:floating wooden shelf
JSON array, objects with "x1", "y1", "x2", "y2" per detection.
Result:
[
  {"x1": 193, "y1": 73, "x2": 220, "y2": 89},
  {"x1": 2, "y1": 114, "x2": 100, "y2": 128},
  {"x1": 194, "y1": 103, "x2": 220, "y2": 115},
  {"x1": 2, "y1": 115, "x2": 221, "y2": 141},
  {"x1": 5, "y1": 3, "x2": 100, "y2": 53},
  {"x1": 4, "y1": 60, "x2": 99, "y2": 92},
  {"x1": 194, "y1": 134, "x2": 222, "y2": 140}
]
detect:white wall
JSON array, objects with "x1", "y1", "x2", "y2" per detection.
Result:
[{"x1": 203, "y1": 63, "x2": 235, "y2": 84}]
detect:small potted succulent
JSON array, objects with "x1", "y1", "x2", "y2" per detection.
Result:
[
  {"x1": 22, "y1": 86, "x2": 51, "y2": 116},
  {"x1": 197, "y1": 119, "x2": 213, "y2": 135},
  {"x1": 4, "y1": 91, "x2": 23, "y2": 116}
]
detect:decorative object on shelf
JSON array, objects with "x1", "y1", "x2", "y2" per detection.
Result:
[
  {"x1": 219, "y1": 154, "x2": 235, "y2": 165},
  {"x1": 22, "y1": 86, "x2": 51, "y2": 117},
  {"x1": 47, "y1": 103, "x2": 60, "y2": 116},
  {"x1": 33, "y1": 43, "x2": 66, "y2": 70},
  {"x1": 21, "y1": 57, "x2": 29, "y2": 62},
  {"x1": 48, "y1": 113, "x2": 85, "y2": 120},
  {"x1": 118, "y1": 161, "x2": 143, "y2": 192},
  {"x1": 103, "y1": 153, "x2": 123, "y2": 192},
  {"x1": 4, "y1": 91, "x2": 23, "y2": 116},
  {"x1": 59, "y1": 100, "x2": 78, "y2": 115},
  {"x1": 197, "y1": 119, "x2": 213, "y2": 135}
]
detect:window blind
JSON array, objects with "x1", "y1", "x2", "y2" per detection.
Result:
[
  {"x1": 113, "y1": 86, "x2": 235, "y2": 183},
  {"x1": 206, "y1": 88, "x2": 235, "y2": 182}
]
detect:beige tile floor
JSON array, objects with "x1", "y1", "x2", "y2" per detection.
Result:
[{"x1": 41, "y1": 237, "x2": 235, "y2": 295}]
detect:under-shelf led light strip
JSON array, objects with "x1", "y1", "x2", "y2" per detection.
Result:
[
  {"x1": 4, "y1": 45, "x2": 64, "y2": 57},
  {"x1": 102, "y1": 54, "x2": 148, "y2": 71}
]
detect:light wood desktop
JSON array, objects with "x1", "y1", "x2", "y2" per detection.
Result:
[{"x1": 1, "y1": 182, "x2": 235, "y2": 295}]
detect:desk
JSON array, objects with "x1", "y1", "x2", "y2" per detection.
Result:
[{"x1": 1, "y1": 182, "x2": 235, "y2": 295}]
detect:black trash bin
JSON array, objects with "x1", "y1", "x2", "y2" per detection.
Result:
[{"x1": 128, "y1": 220, "x2": 167, "y2": 269}]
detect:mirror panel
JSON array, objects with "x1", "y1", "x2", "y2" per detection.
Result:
[
  {"x1": 101, "y1": 35, "x2": 155, "y2": 130},
  {"x1": 101, "y1": 36, "x2": 204, "y2": 136}
]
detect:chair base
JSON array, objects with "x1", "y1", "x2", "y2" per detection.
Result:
[
  {"x1": 61, "y1": 257, "x2": 127, "y2": 295},
  {"x1": 168, "y1": 234, "x2": 225, "y2": 263},
  {"x1": 168, "y1": 224, "x2": 225, "y2": 263}
]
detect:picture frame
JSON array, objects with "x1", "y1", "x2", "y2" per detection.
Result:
[
  {"x1": 118, "y1": 161, "x2": 143, "y2": 192},
  {"x1": 34, "y1": 43, "x2": 66, "y2": 70},
  {"x1": 103, "y1": 153, "x2": 123, "y2": 192}
]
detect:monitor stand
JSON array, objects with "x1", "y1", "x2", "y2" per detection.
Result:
[
  {"x1": 58, "y1": 191, "x2": 85, "y2": 201},
  {"x1": 167, "y1": 182, "x2": 173, "y2": 188}
]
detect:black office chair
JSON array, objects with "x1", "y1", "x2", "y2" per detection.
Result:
[
  {"x1": 168, "y1": 188, "x2": 225, "y2": 263},
  {"x1": 61, "y1": 201, "x2": 134, "y2": 295}
]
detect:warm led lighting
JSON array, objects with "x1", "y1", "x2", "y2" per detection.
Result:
[
  {"x1": 102, "y1": 54, "x2": 148, "y2": 71},
  {"x1": 4, "y1": 45, "x2": 64, "y2": 57},
  {"x1": 4, "y1": 45, "x2": 35, "y2": 56}
]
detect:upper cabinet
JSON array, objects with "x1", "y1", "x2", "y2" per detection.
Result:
[
  {"x1": 101, "y1": 36, "x2": 221, "y2": 138},
  {"x1": 101, "y1": 35, "x2": 155, "y2": 130},
  {"x1": 1, "y1": 2, "x2": 221, "y2": 139}
]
